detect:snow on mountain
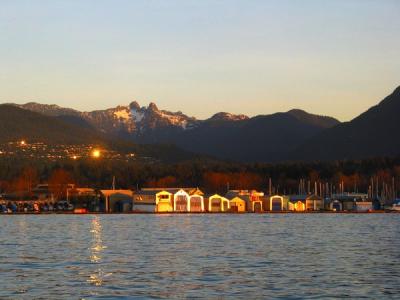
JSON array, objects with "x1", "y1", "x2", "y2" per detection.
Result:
[
  {"x1": 11, "y1": 100, "x2": 246, "y2": 137},
  {"x1": 131, "y1": 108, "x2": 144, "y2": 123},
  {"x1": 8, "y1": 98, "x2": 343, "y2": 162},
  {"x1": 113, "y1": 108, "x2": 131, "y2": 121},
  {"x1": 76, "y1": 101, "x2": 198, "y2": 136}
]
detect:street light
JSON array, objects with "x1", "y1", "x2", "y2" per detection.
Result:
[{"x1": 91, "y1": 149, "x2": 101, "y2": 158}]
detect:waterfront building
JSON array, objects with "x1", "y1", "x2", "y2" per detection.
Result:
[
  {"x1": 225, "y1": 190, "x2": 264, "y2": 212},
  {"x1": 33, "y1": 183, "x2": 76, "y2": 201},
  {"x1": 355, "y1": 201, "x2": 373, "y2": 212},
  {"x1": 100, "y1": 190, "x2": 133, "y2": 213},
  {"x1": 69, "y1": 187, "x2": 98, "y2": 212},
  {"x1": 326, "y1": 193, "x2": 373, "y2": 211},
  {"x1": 289, "y1": 200, "x2": 306, "y2": 211},
  {"x1": 133, "y1": 190, "x2": 173, "y2": 212},
  {"x1": 173, "y1": 189, "x2": 191, "y2": 212},
  {"x1": 188, "y1": 193, "x2": 205, "y2": 212},
  {"x1": 229, "y1": 196, "x2": 246, "y2": 212},
  {"x1": 328, "y1": 199, "x2": 343, "y2": 211},
  {"x1": 288, "y1": 194, "x2": 323, "y2": 211},
  {"x1": 170, "y1": 188, "x2": 204, "y2": 212},
  {"x1": 162, "y1": 188, "x2": 204, "y2": 212},
  {"x1": 206, "y1": 194, "x2": 230, "y2": 212},
  {"x1": 263, "y1": 195, "x2": 289, "y2": 211},
  {"x1": 133, "y1": 188, "x2": 205, "y2": 212}
]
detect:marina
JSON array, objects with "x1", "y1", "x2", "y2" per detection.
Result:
[
  {"x1": 1, "y1": 184, "x2": 398, "y2": 214},
  {"x1": 1, "y1": 1, "x2": 399, "y2": 298}
]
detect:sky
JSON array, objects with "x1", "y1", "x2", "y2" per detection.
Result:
[{"x1": 0, "y1": 0, "x2": 399, "y2": 121}]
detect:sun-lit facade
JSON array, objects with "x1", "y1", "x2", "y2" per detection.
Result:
[
  {"x1": 225, "y1": 190, "x2": 264, "y2": 212},
  {"x1": 133, "y1": 188, "x2": 205, "y2": 213},
  {"x1": 288, "y1": 194, "x2": 323, "y2": 211},
  {"x1": 207, "y1": 194, "x2": 230, "y2": 212},
  {"x1": 265, "y1": 195, "x2": 289, "y2": 211},
  {"x1": 133, "y1": 190, "x2": 173, "y2": 212},
  {"x1": 229, "y1": 197, "x2": 246, "y2": 212}
]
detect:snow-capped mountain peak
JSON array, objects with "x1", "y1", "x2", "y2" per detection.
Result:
[{"x1": 11, "y1": 100, "x2": 250, "y2": 139}]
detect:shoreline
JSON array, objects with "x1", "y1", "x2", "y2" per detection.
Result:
[{"x1": 1, "y1": 210, "x2": 398, "y2": 215}]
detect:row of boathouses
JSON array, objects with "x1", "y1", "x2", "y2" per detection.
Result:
[
  {"x1": 0, "y1": 184, "x2": 381, "y2": 213},
  {"x1": 128, "y1": 188, "x2": 375, "y2": 213}
]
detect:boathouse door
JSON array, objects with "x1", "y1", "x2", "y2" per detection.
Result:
[
  {"x1": 253, "y1": 202, "x2": 262, "y2": 212},
  {"x1": 231, "y1": 205, "x2": 238, "y2": 212},
  {"x1": 295, "y1": 201, "x2": 305, "y2": 211},
  {"x1": 211, "y1": 198, "x2": 222, "y2": 212},
  {"x1": 332, "y1": 201, "x2": 342, "y2": 211},
  {"x1": 271, "y1": 198, "x2": 282, "y2": 211},
  {"x1": 175, "y1": 195, "x2": 188, "y2": 212},
  {"x1": 190, "y1": 196, "x2": 202, "y2": 212}
]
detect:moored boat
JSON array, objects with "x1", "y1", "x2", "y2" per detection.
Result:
[{"x1": 390, "y1": 199, "x2": 400, "y2": 211}]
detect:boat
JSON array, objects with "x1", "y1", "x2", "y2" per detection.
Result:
[
  {"x1": 390, "y1": 199, "x2": 400, "y2": 211},
  {"x1": 73, "y1": 208, "x2": 88, "y2": 214}
]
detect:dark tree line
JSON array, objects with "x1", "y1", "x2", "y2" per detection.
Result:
[{"x1": 1, "y1": 156, "x2": 400, "y2": 197}]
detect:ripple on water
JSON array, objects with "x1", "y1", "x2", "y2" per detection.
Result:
[{"x1": 0, "y1": 214, "x2": 399, "y2": 299}]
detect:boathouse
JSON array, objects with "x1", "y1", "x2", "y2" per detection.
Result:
[
  {"x1": 229, "y1": 196, "x2": 246, "y2": 212},
  {"x1": 100, "y1": 190, "x2": 134, "y2": 213},
  {"x1": 207, "y1": 194, "x2": 230, "y2": 212},
  {"x1": 189, "y1": 194, "x2": 204, "y2": 212},
  {"x1": 163, "y1": 188, "x2": 204, "y2": 212},
  {"x1": 68, "y1": 187, "x2": 98, "y2": 212},
  {"x1": 134, "y1": 188, "x2": 204, "y2": 212},
  {"x1": 266, "y1": 195, "x2": 289, "y2": 211},
  {"x1": 133, "y1": 189, "x2": 173, "y2": 212},
  {"x1": 225, "y1": 190, "x2": 264, "y2": 212},
  {"x1": 327, "y1": 193, "x2": 372, "y2": 211},
  {"x1": 355, "y1": 201, "x2": 373, "y2": 212},
  {"x1": 288, "y1": 194, "x2": 323, "y2": 211},
  {"x1": 329, "y1": 199, "x2": 343, "y2": 211}
]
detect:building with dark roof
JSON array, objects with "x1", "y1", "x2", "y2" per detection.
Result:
[{"x1": 289, "y1": 194, "x2": 323, "y2": 211}]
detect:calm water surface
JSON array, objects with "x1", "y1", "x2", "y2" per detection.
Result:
[{"x1": 0, "y1": 214, "x2": 399, "y2": 299}]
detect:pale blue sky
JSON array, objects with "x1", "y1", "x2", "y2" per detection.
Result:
[{"x1": 0, "y1": 0, "x2": 399, "y2": 121}]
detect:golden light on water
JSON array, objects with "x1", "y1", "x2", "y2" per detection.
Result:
[
  {"x1": 90, "y1": 216, "x2": 105, "y2": 263},
  {"x1": 88, "y1": 216, "x2": 111, "y2": 287}
]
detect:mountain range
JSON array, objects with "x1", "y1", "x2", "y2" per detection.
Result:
[
  {"x1": 3, "y1": 85, "x2": 400, "y2": 162},
  {"x1": 10, "y1": 101, "x2": 339, "y2": 162},
  {"x1": 292, "y1": 86, "x2": 400, "y2": 161},
  {"x1": 0, "y1": 104, "x2": 198, "y2": 162}
]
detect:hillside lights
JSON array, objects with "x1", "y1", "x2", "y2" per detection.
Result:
[{"x1": 91, "y1": 149, "x2": 101, "y2": 158}]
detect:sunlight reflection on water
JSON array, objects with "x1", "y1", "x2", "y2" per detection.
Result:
[{"x1": 88, "y1": 216, "x2": 107, "y2": 287}]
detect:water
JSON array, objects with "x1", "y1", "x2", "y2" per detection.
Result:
[{"x1": 0, "y1": 214, "x2": 399, "y2": 299}]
